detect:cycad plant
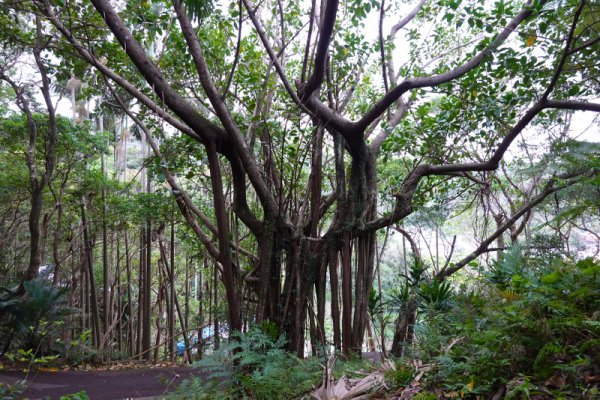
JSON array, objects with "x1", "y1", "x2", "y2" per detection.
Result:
[{"x1": 1, "y1": 279, "x2": 72, "y2": 355}]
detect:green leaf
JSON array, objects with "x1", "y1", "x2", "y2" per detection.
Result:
[
  {"x1": 541, "y1": 271, "x2": 562, "y2": 284},
  {"x1": 184, "y1": 0, "x2": 214, "y2": 22}
]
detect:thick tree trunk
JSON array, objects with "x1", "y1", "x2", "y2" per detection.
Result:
[
  {"x1": 23, "y1": 187, "x2": 44, "y2": 287},
  {"x1": 279, "y1": 241, "x2": 319, "y2": 356},
  {"x1": 351, "y1": 231, "x2": 377, "y2": 354},
  {"x1": 206, "y1": 143, "x2": 242, "y2": 333},
  {"x1": 5, "y1": 26, "x2": 57, "y2": 296}
]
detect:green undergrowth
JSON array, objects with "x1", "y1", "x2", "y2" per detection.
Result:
[
  {"x1": 172, "y1": 324, "x2": 322, "y2": 399},
  {"x1": 412, "y1": 253, "x2": 600, "y2": 398},
  {"x1": 174, "y1": 253, "x2": 600, "y2": 399},
  {"x1": 0, "y1": 279, "x2": 101, "y2": 368}
]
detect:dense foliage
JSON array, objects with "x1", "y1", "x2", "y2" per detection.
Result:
[
  {"x1": 0, "y1": 0, "x2": 599, "y2": 398},
  {"x1": 175, "y1": 325, "x2": 322, "y2": 399},
  {"x1": 415, "y1": 252, "x2": 600, "y2": 398}
]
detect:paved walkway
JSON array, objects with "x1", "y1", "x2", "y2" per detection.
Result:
[{"x1": 0, "y1": 367, "x2": 197, "y2": 399}]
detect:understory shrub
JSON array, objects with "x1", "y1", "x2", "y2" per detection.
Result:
[
  {"x1": 414, "y1": 251, "x2": 600, "y2": 397},
  {"x1": 173, "y1": 325, "x2": 322, "y2": 399},
  {"x1": 0, "y1": 279, "x2": 73, "y2": 356}
]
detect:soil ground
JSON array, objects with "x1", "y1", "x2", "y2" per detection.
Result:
[{"x1": 0, "y1": 366, "x2": 198, "y2": 399}]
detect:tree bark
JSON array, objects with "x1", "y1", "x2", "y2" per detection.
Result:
[
  {"x1": 390, "y1": 300, "x2": 417, "y2": 357},
  {"x1": 169, "y1": 220, "x2": 176, "y2": 361},
  {"x1": 81, "y1": 199, "x2": 101, "y2": 349},
  {"x1": 142, "y1": 218, "x2": 152, "y2": 360}
]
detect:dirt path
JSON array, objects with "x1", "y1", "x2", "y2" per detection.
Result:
[{"x1": 0, "y1": 367, "x2": 198, "y2": 399}]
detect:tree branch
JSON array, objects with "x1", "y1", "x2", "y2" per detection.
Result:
[
  {"x1": 541, "y1": 0, "x2": 586, "y2": 100},
  {"x1": 107, "y1": 84, "x2": 221, "y2": 260},
  {"x1": 355, "y1": 0, "x2": 547, "y2": 132},
  {"x1": 222, "y1": 0, "x2": 244, "y2": 99},
  {"x1": 37, "y1": 0, "x2": 211, "y2": 145},
  {"x1": 298, "y1": 0, "x2": 339, "y2": 100},
  {"x1": 393, "y1": 226, "x2": 422, "y2": 263},
  {"x1": 379, "y1": 0, "x2": 388, "y2": 93},
  {"x1": 545, "y1": 99, "x2": 600, "y2": 112},
  {"x1": 241, "y1": 0, "x2": 314, "y2": 116},
  {"x1": 364, "y1": 97, "x2": 600, "y2": 232},
  {"x1": 389, "y1": 0, "x2": 427, "y2": 38},
  {"x1": 436, "y1": 172, "x2": 591, "y2": 280},
  {"x1": 85, "y1": 0, "x2": 231, "y2": 151},
  {"x1": 301, "y1": 0, "x2": 317, "y2": 82},
  {"x1": 173, "y1": 0, "x2": 277, "y2": 214}
]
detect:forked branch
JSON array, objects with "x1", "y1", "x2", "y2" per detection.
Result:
[{"x1": 436, "y1": 171, "x2": 593, "y2": 280}]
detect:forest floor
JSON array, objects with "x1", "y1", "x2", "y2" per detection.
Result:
[{"x1": 0, "y1": 365, "x2": 197, "y2": 399}]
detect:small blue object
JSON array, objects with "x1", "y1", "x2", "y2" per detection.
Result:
[
  {"x1": 176, "y1": 341, "x2": 185, "y2": 356},
  {"x1": 176, "y1": 337, "x2": 198, "y2": 356}
]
